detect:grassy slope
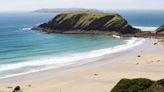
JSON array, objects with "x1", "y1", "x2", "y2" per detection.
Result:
[
  {"x1": 52, "y1": 12, "x2": 126, "y2": 29},
  {"x1": 35, "y1": 11, "x2": 139, "y2": 34},
  {"x1": 111, "y1": 78, "x2": 164, "y2": 92}
]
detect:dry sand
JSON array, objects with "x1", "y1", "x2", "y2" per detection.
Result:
[{"x1": 0, "y1": 38, "x2": 164, "y2": 92}]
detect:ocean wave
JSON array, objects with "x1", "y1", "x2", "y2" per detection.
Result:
[
  {"x1": 134, "y1": 26, "x2": 158, "y2": 31},
  {"x1": 0, "y1": 37, "x2": 145, "y2": 79},
  {"x1": 22, "y1": 27, "x2": 31, "y2": 31}
]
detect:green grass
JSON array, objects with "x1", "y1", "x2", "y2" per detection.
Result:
[
  {"x1": 56, "y1": 11, "x2": 124, "y2": 28},
  {"x1": 38, "y1": 11, "x2": 139, "y2": 34}
]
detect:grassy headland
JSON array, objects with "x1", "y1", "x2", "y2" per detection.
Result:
[{"x1": 33, "y1": 11, "x2": 139, "y2": 35}]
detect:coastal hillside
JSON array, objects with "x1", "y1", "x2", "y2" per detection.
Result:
[
  {"x1": 112, "y1": 78, "x2": 164, "y2": 92},
  {"x1": 33, "y1": 12, "x2": 140, "y2": 34}
]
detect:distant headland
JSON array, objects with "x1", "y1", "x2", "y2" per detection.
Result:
[
  {"x1": 34, "y1": 8, "x2": 101, "y2": 13},
  {"x1": 32, "y1": 11, "x2": 140, "y2": 35},
  {"x1": 33, "y1": 11, "x2": 164, "y2": 37}
]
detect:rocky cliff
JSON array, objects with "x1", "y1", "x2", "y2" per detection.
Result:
[
  {"x1": 33, "y1": 12, "x2": 140, "y2": 35},
  {"x1": 156, "y1": 25, "x2": 164, "y2": 34}
]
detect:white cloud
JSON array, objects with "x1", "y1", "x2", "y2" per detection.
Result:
[{"x1": 0, "y1": 0, "x2": 164, "y2": 11}]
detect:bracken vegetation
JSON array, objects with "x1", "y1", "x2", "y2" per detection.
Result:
[{"x1": 111, "y1": 78, "x2": 164, "y2": 92}]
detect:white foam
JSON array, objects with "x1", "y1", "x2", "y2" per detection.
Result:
[
  {"x1": 112, "y1": 35, "x2": 121, "y2": 38},
  {"x1": 0, "y1": 38, "x2": 145, "y2": 79},
  {"x1": 22, "y1": 27, "x2": 31, "y2": 31},
  {"x1": 134, "y1": 26, "x2": 158, "y2": 31}
]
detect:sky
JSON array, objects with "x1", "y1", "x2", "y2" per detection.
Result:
[{"x1": 0, "y1": 0, "x2": 164, "y2": 11}]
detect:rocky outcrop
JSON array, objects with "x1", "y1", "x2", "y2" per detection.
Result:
[
  {"x1": 33, "y1": 12, "x2": 140, "y2": 35},
  {"x1": 111, "y1": 78, "x2": 164, "y2": 92},
  {"x1": 156, "y1": 25, "x2": 164, "y2": 34},
  {"x1": 13, "y1": 86, "x2": 22, "y2": 92}
]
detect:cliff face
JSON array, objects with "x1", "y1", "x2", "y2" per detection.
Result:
[
  {"x1": 156, "y1": 25, "x2": 164, "y2": 34},
  {"x1": 33, "y1": 12, "x2": 140, "y2": 34}
]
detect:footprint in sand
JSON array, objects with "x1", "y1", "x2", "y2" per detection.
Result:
[
  {"x1": 94, "y1": 73, "x2": 98, "y2": 76},
  {"x1": 137, "y1": 55, "x2": 141, "y2": 58},
  {"x1": 28, "y1": 85, "x2": 31, "y2": 87},
  {"x1": 147, "y1": 62, "x2": 151, "y2": 64},
  {"x1": 7, "y1": 86, "x2": 13, "y2": 89},
  {"x1": 148, "y1": 61, "x2": 154, "y2": 64},
  {"x1": 157, "y1": 60, "x2": 160, "y2": 62},
  {"x1": 140, "y1": 50, "x2": 143, "y2": 53}
]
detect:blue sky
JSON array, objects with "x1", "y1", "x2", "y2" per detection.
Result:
[{"x1": 0, "y1": 0, "x2": 164, "y2": 11}]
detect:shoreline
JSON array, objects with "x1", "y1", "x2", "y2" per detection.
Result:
[
  {"x1": 0, "y1": 39, "x2": 152, "y2": 83},
  {"x1": 0, "y1": 37, "x2": 144, "y2": 80},
  {"x1": 0, "y1": 38, "x2": 164, "y2": 92}
]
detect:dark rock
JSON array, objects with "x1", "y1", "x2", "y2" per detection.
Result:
[
  {"x1": 14, "y1": 86, "x2": 20, "y2": 90},
  {"x1": 156, "y1": 25, "x2": 164, "y2": 34},
  {"x1": 13, "y1": 86, "x2": 22, "y2": 92},
  {"x1": 138, "y1": 55, "x2": 141, "y2": 57},
  {"x1": 154, "y1": 43, "x2": 158, "y2": 45}
]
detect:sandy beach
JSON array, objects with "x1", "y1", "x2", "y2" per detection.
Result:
[{"x1": 0, "y1": 38, "x2": 164, "y2": 92}]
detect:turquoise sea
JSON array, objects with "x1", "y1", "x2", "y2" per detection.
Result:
[{"x1": 0, "y1": 10, "x2": 163, "y2": 78}]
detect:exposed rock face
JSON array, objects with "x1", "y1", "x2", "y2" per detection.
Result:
[
  {"x1": 156, "y1": 25, "x2": 164, "y2": 34},
  {"x1": 111, "y1": 78, "x2": 164, "y2": 92},
  {"x1": 33, "y1": 12, "x2": 140, "y2": 35}
]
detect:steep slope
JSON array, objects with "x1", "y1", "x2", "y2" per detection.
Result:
[
  {"x1": 156, "y1": 25, "x2": 164, "y2": 34},
  {"x1": 33, "y1": 12, "x2": 140, "y2": 34},
  {"x1": 111, "y1": 78, "x2": 164, "y2": 92}
]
